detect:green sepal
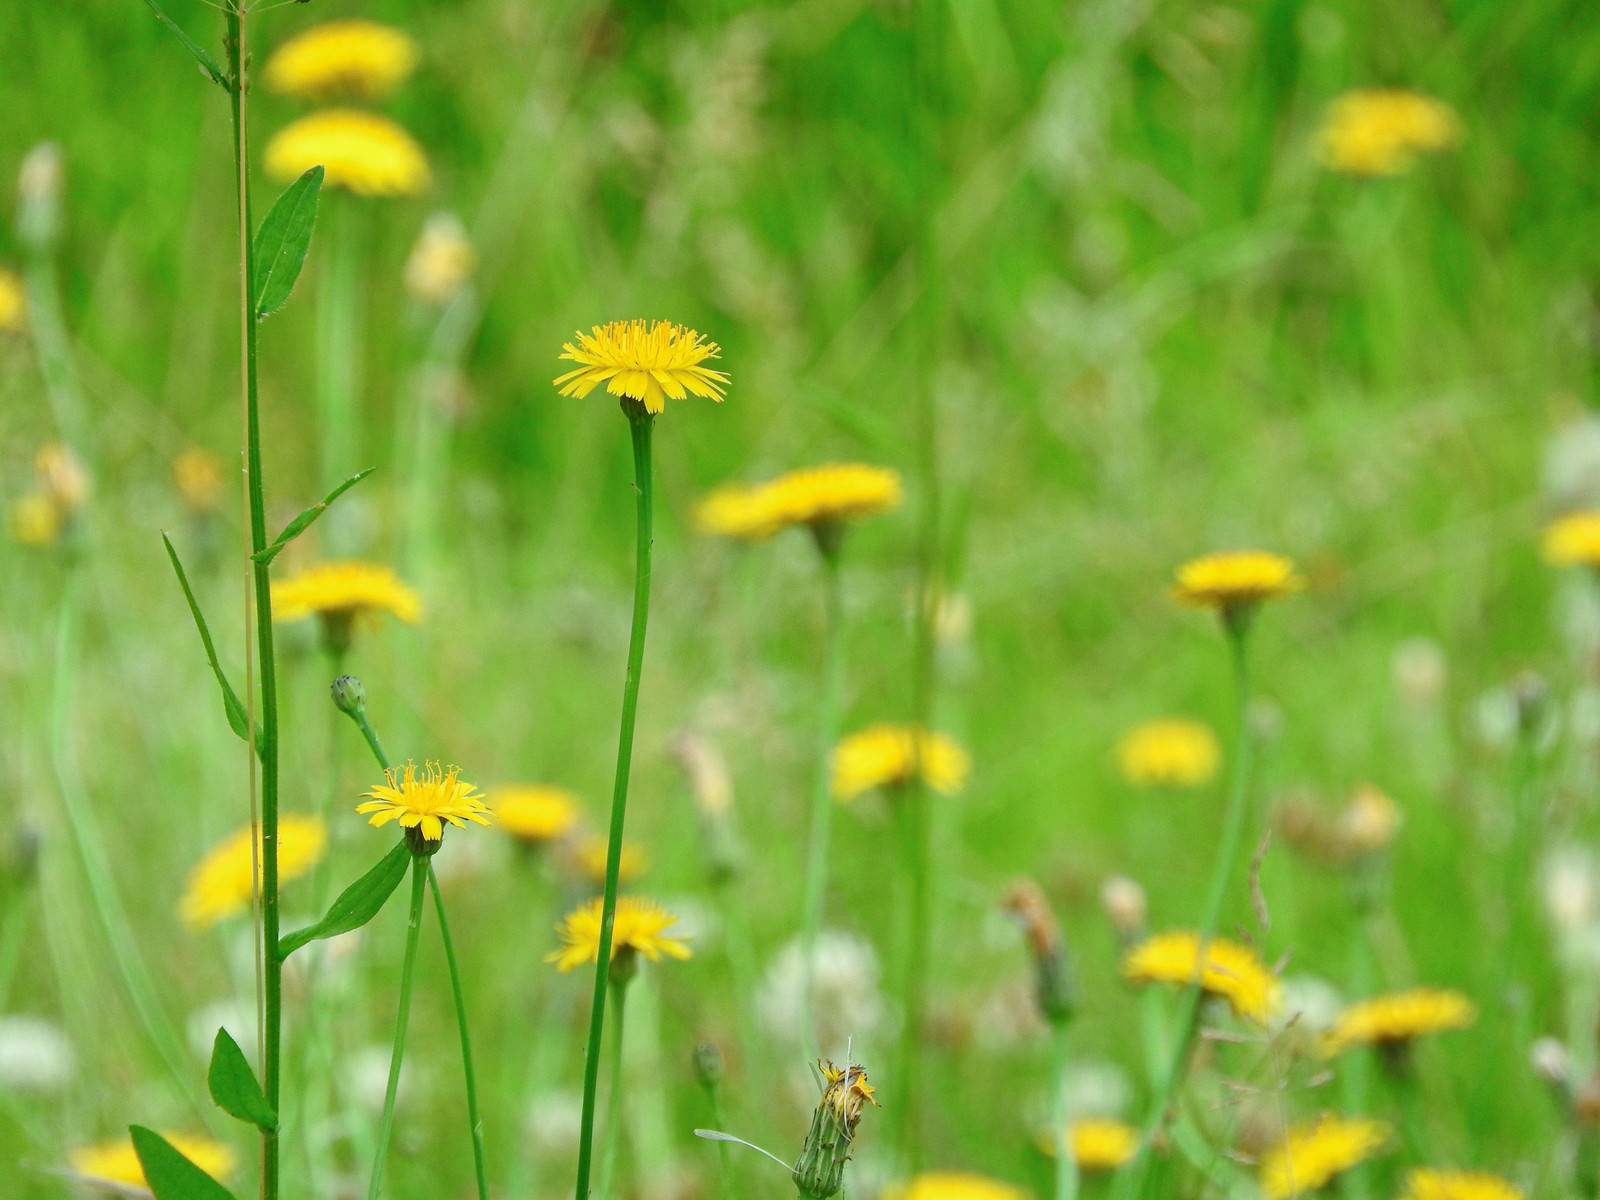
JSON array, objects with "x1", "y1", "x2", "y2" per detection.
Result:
[
  {"x1": 252, "y1": 468, "x2": 375, "y2": 565},
  {"x1": 252, "y1": 166, "x2": 324, "y2": 320},
  {"x1": 139, "y1": 0, "x2": 227, "y2": 88},
  {"x1": 278, "y1": 842, "x2": 410, "y2": 960},
  {"x1": 162, "y1": 534, "x2": 262, "y2": 757},
  {"x1": 128, "y1": 1127, "x2": 236, "y2": 1200},
  {"x1": 206, "y1": 1028, "x2": 277, "y2": 1133}
]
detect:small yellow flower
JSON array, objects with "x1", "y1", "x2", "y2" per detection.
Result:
[
  {"x1": 272, "y1": 561, "x2": 422, "y2": 626},
  {"x1": 1542, "y1": 511, "x2": 1600, "y2": 568},
  {"x1": 181, "y1": 814, "x2": 328, "y2": 931},
  {"x1": 491, "y1": 784, "x2": 580, "y2": 845},
  {"x1": 575, "y1": 835, "x2": 649, "y2": 884},
  {"x1": 1337, "y1": 784, "x2": 1401, "y2": 856},
  {"x1": 1121, "y1": 930, "x2": 1280, "y2": 1023},
  {"x1": 1173, "y1": 550, "x2": 1303, "y2": 616},
  {"x1": 697, "y1": 463, "x2": 903, "y2": 541},
  {"x1": 831, "y1": 724, "x2": 971, "y2": 801},
  {"x1": 1258, "y1": 1115, "x2": 1391, "y2": 1199},
  {"x1": 173, "y1": 448, "x2": 225, "y2": 514},
  {"x1": 357, "y1": 761, "x2": 491, "y2": 844},
  {"x1": 404, "y1": 212, "x2": 476, "y2": 305},
  {"x1": 264, "y1": 110, "x2": 431, "y2": 197},
  {"x1": 0, "y1": 267, "x2": 25, "y2": 333},
  {"x1": 36, "y1": 442, "x2": 90, "y2": 515},
  {"x1": 546, "y1": 895, "x2": 693, "y2": 972},
  {"x1": 69, "y1": 1132, "x2": 237, "y2": 1191},
  {"x1": 1320, "y1": 988, "x2": 1476, "y2": 1058},
  {"x1": 554, "y1": 319, "x2": 729, "y2": 414},
  {"x1": 1115, "y1": 718, "x2": 1220, "y2": 787},
  {"x1": 9, "y1": 493, "x2": 61, "y2": 546},
  {"x1": 1035, "y1": 1118, "x2": 1140, "y2": 1171},
  {"x1": 1319, "y1": 89, "x2": 1461, "y2": 177},
  {"x1": 263, "y1": 20, "x2": 420, "y2": 102},
  {"x1": 819, "y1": 1060, "x2": 880, "y2": 1124},
  {"x1": 1397, "y1": 1168, "x2": 1525, "y2": 1200},
  {"x1": 883, "y1": 1172, "x2": 1031, "y2": 1200}
]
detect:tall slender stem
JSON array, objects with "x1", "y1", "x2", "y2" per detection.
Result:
[
  {"x1": 428, "y1": 863, "x2": 490, "y2": 1200},
  {"x1": 894, "y1": 782, "x2": 931, "y2": 1166},
  {"x1": 573, "y1": 411, "x2": 655, "y2": 1200},
  {"x1": 1051, "y1": 1023, "x2": 1078, "y2": 1200},
  {"x1": 369, "y1": 860, "x2": 428, "y2": 1200},
  {"x1": 596, "y1": 980, "x2": 631, "y2": 1200},
  {"x1": 798, "y1": 542, "x2": 845, "y2": 1064}
]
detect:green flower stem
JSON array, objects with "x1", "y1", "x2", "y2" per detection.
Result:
[
  {"x1": 1050, "y1": 1023, "x2": 1079, "y2": 1200},
  {"x1": 596, "y1": 978, "x2": 632, "y2": 1200},
  {"x1": 798, "y1": 539, "x2": 846, "y2": 1064},
  {"x1": 573, "y1": 409, "x2": 655, "y2": 1200},
  {"x1": 1339, "y1": 920, "x2": 1376, "y2": 1200},
  {"x1": 428, "y1": 862, "x2": 490, "y2": 1200},
  {"x1": 891, "y1": 779, "x2": 932, "y2": 1169},
  {"x1": 369, "y1": 858, "x2": 428, "y2": 1200},
  {"x1": 348, "y1": 699, "x2": 391, "y2": 772},
  {"x1": 701, "y1": 1077, "x2": 736, "y2": 1196}
]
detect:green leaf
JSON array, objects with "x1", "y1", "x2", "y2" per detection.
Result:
[
  {"x1": 253, "y1": 166, "x2": 324, "y2": 320},
  {"x1": 278, "y1": 842, "x2": 410, "y2": 960},
  {"x1": 163, "y1": 534, "x2": 261, "y2": 756},
  {"x1": 252, "y1": 468, "x2": 375, "y2": 566},
  {"x1": 128, "y1": 1127, "x2": 236, "y2": 1200},
  {"x1": 207, "y1": 1028, "x2": 276, "y2": 1133},
  {"x1": 139, "y1": 0, "x2": 228, "y2": 89}
]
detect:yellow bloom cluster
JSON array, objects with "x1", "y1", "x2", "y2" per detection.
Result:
[
  {"x1": 263, "y1": 20, "x2": 419, "y2": 102},
  {"x1": 1173, "y1": 550, "x2": 1303, "y2": 613},
  {"x1": 546, "y1": 896, "x2": 692, "y2": 972},
  {"x1": 1542, "y1": 510, "x2": 1600, "y2": 568},
  {"x1": 357, "y1": 761, "x2": 491, "y2": 844},
  {"x1": 831, "y1": 724, "x2": 971, "y2": 800},
  {"x1": 1121, "y1": 930, "x2": 1280, "y2": 1023},
  {"x1": 69, "y1": 1132, "x2": 237, "y2": 1190},
  {"x1": 180, "y1": 814, "x2": 328, "y2": 930},
  {"x1": 1398, "y1": 1169, "x2": 1525, "y2": 1200},
  {"x1": 1320, "y1": 987, "x2": 1476, "y2": 1057},
  {"x1": 697, "y1": 463, "x2": 902, "y2": 541},
  {"x1": 555, "y1": 320, "x2": 729, "y2": 414},
  {"x1": 0, "y1": 267, "x2": 25, "y2": 333},
  {"x1": 10, "y1": 442, "x2": 90, "y2": 548},
  {"x1": 491, "y1": 784, "x2": 580, "y2": 845},
  {"x1": 884, "y1": 1172, "x2": 1031, "y2": 1200},
  {"x1": 1319, "y1": 89, "x2": 1461, "y2": 177},
  {"x1": 1258, "y1": 1115, "x2": 1391, "y2": 1199},
  {"x1": 272, "y1": 561, "x2": 422, "y2": 625},
  {"x1": 265, "y1": 109, "x2": 431, "y2": 197},
  {"x1": 1115, "y1": 718, "x2": 1220, "y2": 787}
]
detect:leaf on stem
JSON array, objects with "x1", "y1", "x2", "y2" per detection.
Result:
[
  {"x1": 128, "y1": 1127, "x2": 236, "y2": 1200},
  {"x1": 139, "y1": 0, "x2": 227, "y2": 89},
  {"x1": 162, "y1": 534, "x2": 261, "y2": 756},
  {"x1": 252, "y1": 468, "x2": 375, "y2": 566},
  {"x1": 278, "y1": 841, "x2": 410, "y2": 960},
  {"x1": 253, "y1": 166, "x2": 324, "y2": 321},
  {"x1": 206, "y1": 1029, "x2": 276, "y2": 1133}
]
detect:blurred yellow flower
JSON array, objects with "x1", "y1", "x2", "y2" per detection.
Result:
[
  {"x1": 697, "y1": 463, "x2": 903, "y2": 541},
  {"x1": 831, "y1": 724, "x2": 971, "y2": 800},
  {"x1": 883, "y1": 1172, "x2": 1031, "y2": 1200},
  {"x1": 575, "y1": 834, "x2": 649, "y2": 884},
  {"x1": 491, "y1": 784, "x2": 580, "y2": 845},
  {"x1": 1320, "y1": 987, "x2": 1476, "y2": 1057},
  {"x1": 173, "y1": 448, "x2": 225, "y2": 513},
  {"x1": 1319, "y1": 89, "x2": 1461, "y2": 177},
  {"x1": 1035, "y1": 1118, "x2": 1140, "y2": 1171},
  {"x1": 69, "y1": 1132, "x2": 237, "y2": 1190},
  {"x1": 1173, "y1": 550, "x2": 1303, "y2": 615},
  {"x1": 1542, "y1": 510, "x2": 1600, "y2": 568},
  {"x1": 1121, "y1": 930, "x2": 1280, "y2": 1023},
  {"x1": 1397, "y1": 1169, "x2": 1525, "y2": 1200},
  {"x1": 36, "y1": 442, "x2": 90, "y2": 515},
  {"x1": 357, "y1": 761, "x2": 491, "y2": 845},
  {"x1": 9, "y1": 493, "x2": 61, "y2": 546},
  {"x1": 265, "y1": 110, "x2": 430, "y2": 197},
  {"x1": 1258, "y1": 1115, "x2": 1391, "y2": 1199},
  {"x1": 405, "y1": 212, "x2": 476, "y2": 305},
  {"x1": 272, "y1": 561, "x2": 422, "y2": 625},
  {"x1": 0, "y1": 267, "x2": 25, "y2": 333},
  {"x1": 554, "y1": 320, "x2": 729, "y2": 414},
  {"x1": 1115, "y1": 718, "x2": 1220, "y2": 787},
  {"x1": 546, "y1": 896, "x2": 692, "y2": 972},
  {"x1": 1337, "y1": 784, "x2": 1401, "y2": 856},
  {"x1": 181, "y1": 814, "x2": 327, "y2": 930},
  {"x1": 263, "y1": 20, "x2": 419, "y2": 102}
]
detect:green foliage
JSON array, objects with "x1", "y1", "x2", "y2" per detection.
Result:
[
  {"x1": 161, "y1": 534, "x2": 259, "y2": 755},
  {"x1": 252, "y1": 467, "x2": 375, "y2": 566},
  {"x1": 277, "y1": 842, "x2": 410, "y2": 961},
  {"x1": 206, "y1": 1029, "x2": 276, "y2": 1133},
  {"x1": 252, "y1": 166, "x2": 323, "y2": 322},
  {"x1": 128, "y1": 1127, "x2": 235, "y2": 1200}
]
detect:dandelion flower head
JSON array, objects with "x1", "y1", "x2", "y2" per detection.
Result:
[
  {"x1": 546, "y1": 896, "x2": 692, "y2": 972},
  {"x1": 1397, "y1": 1169, "x2": 1525, "y2": 1200},
  {"x1": 263, "y1": 20, "x2": 420, "y2": 101},
  {"x1": 1258, "y1": 1115, "x2": 1391, "y2": 1199},
  {"x1": 1116, "y1": 718, "x2": 1220, "y2": 787},
  {"x1": 1036, "y1": 1118, "x2": 1140, "y2": 1171},
  {"x1": 1320, "y1": 987, "x2": 1476, "y2": 1057},
  {"x1": 1542, "y1": 511, "x2": 1600, "y2": 568},
  {"x1": 265, "y1": 109, "x2": 430, "y2": 197},
  {"x1": 272, "y1": 561, "x2": 422, "y2": 625},
  {"x1": 181, "y1": 814, "x2": 327, "y2": 931},
  {"x1": 1319, "y1": 89, "x2": 1461, "y2": 177},
  {"x1": 819, "y1": 1060, "x2": 880, "y2": 1129},
  {"x1": 1173, "y1": 550, "x2": 1303, "y2": 614},
  {"x1": 491, "y1": 784, "x2": 580, "y2": 845},
  {"x1": 697, "y1": 462, "x2": 903, "y2": 541},
  {"x1": 574, "y1": 835, "x2": 649, "y2": 884},
  {"x1": 0, "y1": 268, "x2": 25, "y2": 333},
  {"x1": 883, "y1": 1172, "x2": 1031, "y2": 1200},
  {"x1": 356, "y1": 761, "x2": 491, "y2": 844},
  {"x1": 832, "y1": 724, "x2": 971, "y2": 800},
  {"x1": 1122, "y1": 930, "x2": 1280, "y2": 1023},
  {"x1": 554, "y1": 320, "x2": 728, "y2": 414},
  {"x1": 69, "y1": 1132, "x2": 237, "y2": 1191}
]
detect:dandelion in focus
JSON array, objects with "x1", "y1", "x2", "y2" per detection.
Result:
[
  {"x1": 1397, "y1": 1169, "x2": 1524, "y2": 1200},
  {"x1": 1543, "y1": 510, "x2": 1600, "y2": 568},
  {"x1": 491, "y1": 784, "x2": 580, "y2": 847},
  {"x1": 405, "y1": 212, "x2": 476, "y2": 306},
  {"x1": 554, "y1": 319, "x2": 728, "y2": 414},
  {"x1": 1258, "y1": 1115, "x2": 1391, "y2": 1198},
  {"x1": 1319, "y1": 89, "x2": 1461, "y2": 177},
  {"x1": 0, "y1": 267, "x2": 25, "y2": 333},
  {"x1": 357, "y1": 760, "x2": 491, "y2": 849},
  {"x1": 68, "y1": 1133, "x2": 237, "y2": 1191},
  {"x1": 265, "y1": 110, "x2": 431, "y2": 197},
  {"x1": 831, "y1": 724, "x2": 970, "y2": 800},
  {"x1": 546, "y1": 896, "x2": 692, "y2": 973},
  {"x1": 1115, "y1": 718, "x2": 1220, "y2": 787},
  {"x1": 1122, "y1": 930, "x2": 1280, "y2": 1023},
  {"x1": 181, "y1": 814, "x2": 328, "y2": 930},
  {"x1": 1319, "y1": 987, "x2": 1476, "y2": 1058},
  {"x1": 263, "y1": 20, "x2": 419, "y2": 102},
  {"x1": 697, "y1": 462, "x2": 902, "y2": 544}
]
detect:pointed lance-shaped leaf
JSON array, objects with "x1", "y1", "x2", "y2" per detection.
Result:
[
  {"x1": 253, "y1": 166, "x2": 324, "y2": 320},
  {"x1": 278, "y1": 841, "x2": 410, "y2": 960},
  {"x1": 206, "y1": 1028, "x2": 276, "y2": 1133},
  {"x1": 252, "y1": 468, "x2": 375, "y2": 565},
  {"x1": 162, "y1": 534, "x2": 261, "y2": 756},
  {"x1": 128, "y1": 1127, "x2": 236, "y2": 1200}
]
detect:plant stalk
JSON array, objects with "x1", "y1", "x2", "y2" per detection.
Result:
[
  {"x1": 428, "y1": 862, "x2": 490, "y2": 1200},
  {"x1": 596, "y1": 979, "x2": 631, "y2": 1200},
  {"x1": 369, "y1": 860, "x2": 428, "y2": 1200}
]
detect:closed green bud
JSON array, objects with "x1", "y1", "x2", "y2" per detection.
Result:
[
  {"x1": 331, "y1": 674, "x2": 366, "y2": 717},
  {"x1": 692, "y1": 1041, "x2": 725, "y2": 1090},
  {"x1": 793, "y1": 1061, "x2": 878, "y2": 1199}
]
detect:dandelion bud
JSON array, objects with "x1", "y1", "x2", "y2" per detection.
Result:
[
  {"x1": 331, "y1": 674, "x2": 367, "y2": 717},
  {"x1": 17, "y1": 142, "x2": 62, "y2": 251},
  {"x1": 1099, "y1": 875, "x2": 1146, "y2": 944},
  {"x1": 1002, "y1": 879, "x2": 1074, "y2": 1025},
  {"x1": 691, "y1": 1040, "x2": 725, "y2": 1090},
  {"x1": 792, "y1": 1061, "x2": 878, "y2": 1199}
]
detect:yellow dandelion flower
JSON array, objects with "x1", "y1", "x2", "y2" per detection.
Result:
[
  {"x1": 356, "y1": 761, "x2": 491, "y2": 845},
  {"x1": 883, "y1": 1171, "x2": 1031, "y2": 1200},
  {"x1": 36, "y1": 442, "x2": 90, "y2": 515},
  {"x1": 263, "y1": 20, "x2": 419, "y2": 102},
  {"x1": 69, "y1": 1132, "x2": 237, "y2": 1191},
  {"x1": 1115, "y1": 718, "x2": 1221, "y2": 787},
  {"x1": 264, "y1": 110, "x2": 430, "y2": 198},
  {"x1": 9, "y1": 492, "x2": 61, "y2": 547},
  {"x1": 1319, "y1": 89, "x2": 1461, "y2": 177},
  {"x1": 554, "y1": 319, "x2": 729, "y2": 414},
  {"x1": 0, "y1": 267, "x2": 25, "y2": 333},
  {"x1": 1173, "y1": 550, "x2": 1303, "y2": 615},
  {"x1": 831, "y1": 724, "x2": 971, "y2": 801},
  {"x1": 697, "y1": 462, "x2": 903, "y2": 541},
  {"x1": 180, "y1": 814, "x2": 328, "y2": 931},
  {"x1": 1259, "y1": 1115, "x2": 1391, "y2": 1199},
  {"x1": 575, "y1": 835, "x2": 649, "y2": 884},
  {"x1": 405, "y1": 212, "x2": 476, "y2": 305},
  {"x1": 1121, "y1": 930, "x2": 1280, "y2": 1023},
  {"x1": 1320, "y1": 988, "x2": 1476, "y2": 1058},
  {"x1": 1035, "y1": 1118, "x2": 1140, "y2": 1171},
  {"x1": 819, "y1": 1060, "x2": 880, "y2": 1125},
  {"x1": 1542, "y1": 510, "x2": 1600, "y2": 568},
  {"x1": 546, "y1": 895, "x2": 692, "y2": 972},
  {"x1": 1397, "y1": 1169, "x2": 1525, "y2": 1200},
  {"x1": 272, "y1": 561, "x2": 422, "y2": 625},
  {"x1": 491, "y1": 784, "x2": 580, "y2": 845},
  {"x1": 173, "y1": 448, "x2": 225, "y2": 514}
]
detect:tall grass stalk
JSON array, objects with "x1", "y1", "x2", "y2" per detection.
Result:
[
  {"x1": 573, "y1": 406, "x2": 656, "y2": 1200},
  {"x1": 370, "y1": 858, "x2": 428, "y2": 1200},
  {"x1": 428, "y1": 862, "x2": 490, "y2": 1200},
  {"x1": 596, "y1": 979, "x2": 631, "y2": 1200}
]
